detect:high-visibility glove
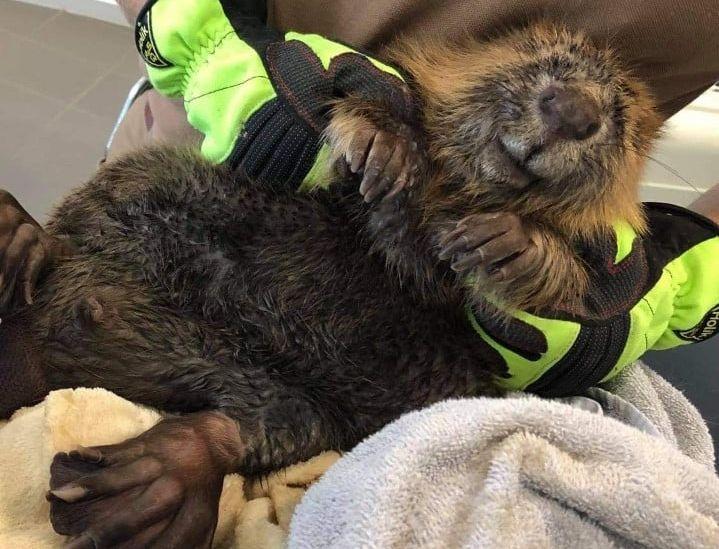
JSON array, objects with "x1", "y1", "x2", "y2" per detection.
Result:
[
  {"x1": 469, "y1": 203, "x2": 719, "y2": 397},
  {"x1": 134, "y1": 0, "x2": 416, "y2": 189},
  {"x1": 135, "y1": 1, "x2": 719, "y2": 398}
]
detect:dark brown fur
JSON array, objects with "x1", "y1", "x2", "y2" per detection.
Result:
[{"x1": 25, "y1": 146, "x2": 501, "y2": 471}]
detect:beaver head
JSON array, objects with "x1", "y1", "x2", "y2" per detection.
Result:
[{"x1": 391, "y1": 22, "x2": 663, "y2": 237}]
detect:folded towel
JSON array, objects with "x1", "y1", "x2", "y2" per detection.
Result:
[
  {"x1": 603, "y1": 362, "x2": 715, "y2": 468},
  {"x1": 289, "y1": 381, "x2": 719, "y2": 548}
]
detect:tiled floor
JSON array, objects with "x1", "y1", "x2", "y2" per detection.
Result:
[
  {"x1": 0, "y1": 0, "x2": 137, "y2": 222},
  {"x1": 0, "y1": 0, "x2": 717, "y2": 457}
]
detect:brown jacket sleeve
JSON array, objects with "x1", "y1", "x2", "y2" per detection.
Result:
[{"x1": 268, "y1": 0, "x2": 719, "y2": 118}]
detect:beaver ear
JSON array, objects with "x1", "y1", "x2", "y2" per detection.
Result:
[{"x1": 73, "y1": 296, "x2": 105, "y2": 330}]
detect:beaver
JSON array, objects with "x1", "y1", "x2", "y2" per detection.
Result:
[
  {"x1": 328, "y1": 22, "x2": 661, "y2": 313},
  {"x1": 0, "y1": 23, "x2": 660, "y2": 548}
]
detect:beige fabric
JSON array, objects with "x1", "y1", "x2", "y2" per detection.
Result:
[
  {"x1": 0, "y1": 388, "x2": 339, "y2": 549},
  {"x1": 269, "y1": 0, "x2": 719, "y2": 118}
]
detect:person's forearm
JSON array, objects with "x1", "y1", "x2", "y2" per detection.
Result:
[
  {"x1": 689, "y1": 183, "x2": 719, "y2": 225},
  {"x1": 116, "y1": 0, "x2": 144, "y2": 23}
]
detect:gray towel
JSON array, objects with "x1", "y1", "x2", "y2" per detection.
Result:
[
  {"x1": 289, "y1": 366, "x2": 719, "y2": 548},
  {"x1": 604, "y1": 362, "x2": 715, "y2": 468}
]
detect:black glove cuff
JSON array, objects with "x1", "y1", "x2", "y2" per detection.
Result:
[{"x1": 135, "y1": 0, "x2": 172, "y2": 69}]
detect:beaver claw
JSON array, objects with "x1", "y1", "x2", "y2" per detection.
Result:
[{"x1": 438, "y1": 212, "x2": 542, "y2": 284}]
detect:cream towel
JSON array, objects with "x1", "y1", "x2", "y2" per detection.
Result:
[{"x1": 0, "y1": 388, "x2": 338, "y2": 549}]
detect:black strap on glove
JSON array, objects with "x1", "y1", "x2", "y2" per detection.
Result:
[{"x1": 220, "y1": 0, "x2": 416, "y2": 187}]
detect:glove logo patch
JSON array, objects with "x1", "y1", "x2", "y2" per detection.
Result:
[
  {"x1": 675, "y1": 304, "x2": 719, "y2": 343},
  {"x1": 135, "y1": 10, "x2": 171, "y2": 69}
]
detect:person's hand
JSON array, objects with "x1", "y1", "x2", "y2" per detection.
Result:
[
  {"x1": 134, "y1": 0, "x2": 417, "y2": 189},
  {"x1": 461, "y1": 204, "x2": 719, "y2": 398},
  {"x1": 0, "y1": 190, "x2": 72, "y2": 312}
]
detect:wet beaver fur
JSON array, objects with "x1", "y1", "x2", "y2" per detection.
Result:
[{"x1": 0, "y1": 22, "x2": 661, "y2": 547}]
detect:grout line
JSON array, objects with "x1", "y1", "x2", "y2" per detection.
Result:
[
  {"x1": 0, "y1": 26, "x2": 105, "y2": 71},
  {"x1": 31, "y1": 9, "x2": 63, "y2": 34},
  {"x1": 0, "y1": 28, "x2": 139, "y2": 114},
  {"x1": 0, "y1": 79, "x2": 70, "y2": 162},
  {"x1": 1, "y1": 17, "x2": 138, "y2": 163},
  {"x1": 0, "y1": 78, "x2": 67, "y2": 108},
  {"x1": 0, "y1": 7, "x2": 62, "y2": 39},
  {"x1": 61, "y1": 50, "x2": 139, "y2": 115},
  {"x1": 17, "y1": 0, "x2": 128, "y2": 26},
  {"x1": 3, "y1": 57, "x2": 128, "y2": 163}
]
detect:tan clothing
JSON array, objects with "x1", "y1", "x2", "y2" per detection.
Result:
[
  {"x1": 106, "y1": 89, "x2": 201, "y2": 162},
  {"x1": 270, "y1": 0, "x2": 719, "y2": 117},
  {"x1": 108, "y1": 0, "x2": 719, "y2": 158}
]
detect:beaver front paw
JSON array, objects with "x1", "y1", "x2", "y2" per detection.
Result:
[
  {"x1": 343, "y1": 124, "x2": 423, "y2": 203},
  {"x1": 0, "y1": 189, "x2": 74, "y2": 312},
  {"x1": 438, "y1": 212, "x2": 543, "y2": 285}
]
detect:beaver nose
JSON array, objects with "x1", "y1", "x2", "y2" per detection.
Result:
[{"x1": 539, "y1": 85, "x2": 601, "y2": 141}]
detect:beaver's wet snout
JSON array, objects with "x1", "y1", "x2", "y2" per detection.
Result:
[{"x1": 538, "y1": 84, "x2": 601, "y2": 141}]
